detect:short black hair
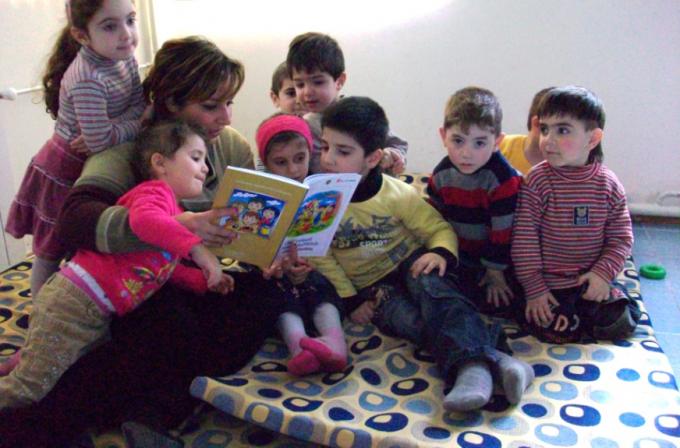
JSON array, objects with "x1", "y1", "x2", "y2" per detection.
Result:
[
  {"x1": 321, "y1": 96, "x2": 388, "y2": 156},
  {"x1": 443, "y1": 86, "x2": 503, "y2": 136},
  {"x1": 287, "y1": 32, "x2": 345, "y2": 80},
  {"x1": 536, "y1": 86, "x2": 606, "y2": 163}
]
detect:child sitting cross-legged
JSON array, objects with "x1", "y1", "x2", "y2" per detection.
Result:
[
  {"x1": 427, "y1": 87, "x2": 523, "y2": 317},
  {"x1": 312, "y1": 96, "x2": 534, "y2": 411},
  {"x1": 512, "y1": 86, "x2": 641, "y2": 343},
  {"x1": 255, "y1": 113, "x2": 347, "y2": 376},
  {"x1": 0, "y1": 120, "x2": 234, "y2": 409}
]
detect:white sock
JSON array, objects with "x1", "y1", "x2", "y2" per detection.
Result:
[
  {"x1": 277, "y1": 312, "x2": 307, "y2": 357},
  {"x1": 311, "y1": 303, "x2": 347, "y2": 357}
]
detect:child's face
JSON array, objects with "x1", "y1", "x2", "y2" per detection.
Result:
[
  {"x1": 291, "y1": 68, "x2": 345, "y2": 113},
  {"x1": 271, "y1": 78, "x2": 303, "y2": 115},
  {"x1": 265, "y1": 137, "x2": 310, "y2": 183},
  {"x1": 155, "y1": 133, "x2": 208, "y2": 200},
  {"x1": 439, "y1": 124, "x2": 503, "y2": 174},
  {"x1": 538, "y1": 115, "x2": 602, "y2": 168},
  {"x1": 76, "y1": 0, "x2": 138, "y2": 61},
  {"x1": 320, "y1": 127, "x2": 381, "y2": 178}
]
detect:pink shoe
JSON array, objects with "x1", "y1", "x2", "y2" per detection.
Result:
[
  {"x1": 288, "y1": 349, "x2": 321, "y2": 376},
  {"x1": 300, "y1": 337, "x2": 347, "y2": 372}
]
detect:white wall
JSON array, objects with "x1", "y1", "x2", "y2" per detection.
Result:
[
  {"x1": 153, "y1": 0, "x2": 680, "y2": 208},
  {"x1": 0, "y1": 1, "x2": 61, "y2": 268},
  {"x1": 1, "y1": 0, "x2": 678, "y2": 267}
]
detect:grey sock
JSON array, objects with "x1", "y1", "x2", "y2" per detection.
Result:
[
  {"x1": 494, "y1": 349, "x2": 535, "y2": 404},
  {"x1": 121, "y1": 421, "x2": 184, "y2": 448},
  {"x1": 443, "y1": 360, "x2": 493, "y2": 412}
]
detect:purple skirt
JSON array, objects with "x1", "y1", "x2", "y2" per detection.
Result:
[{"x1": 5, "y1": 134, "x2": 86, "y2": 259}]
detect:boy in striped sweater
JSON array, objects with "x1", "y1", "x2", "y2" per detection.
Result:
[
  {"x1": 511, "y1": 86, "x2": 640, "y2": 343},
  {"x1": 427, "y1": 87, "x2": 523, "y2": 317}
]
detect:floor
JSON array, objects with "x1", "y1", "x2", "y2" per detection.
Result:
[{"x1": 633, "y1": 221, "x2": 680, "y2": 379}]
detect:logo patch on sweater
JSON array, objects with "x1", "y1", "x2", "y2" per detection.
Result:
[{"x1": 573, "y1": 206, "x2": 589, "y2": 226}]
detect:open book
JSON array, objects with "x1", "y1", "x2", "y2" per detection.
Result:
[{"x1": 210, "y1": 166, "x2": 361, "y2": 269}]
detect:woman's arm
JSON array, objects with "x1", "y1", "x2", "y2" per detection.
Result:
[
  {"x1": 56, "y1": 142, "x2": 149, "y2": 254},
  {"x1": 56, "y1": 184, "x2": 151, "y2": 253}
]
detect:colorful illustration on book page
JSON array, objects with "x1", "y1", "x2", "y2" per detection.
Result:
[
  {"x1": 217, "y1": 189, "x2": 284, "y2": 238},
  {"x1": 288, "y1": 191, "x2": 341, "y2": 237}
]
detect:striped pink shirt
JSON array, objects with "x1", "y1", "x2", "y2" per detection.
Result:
[
  {"x1": 511, "y1": 161, "x2": 633, "y2": 300},
  {"x1": 55, "y1": 45, "x2": 144, "y2": 153}
]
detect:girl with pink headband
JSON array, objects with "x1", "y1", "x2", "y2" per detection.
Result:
[{"x1": 256, "y1": 113, "x2": 348, "y2": 376}]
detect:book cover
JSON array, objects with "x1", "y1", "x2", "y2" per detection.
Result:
[{"x1": 210, "y1": 166, "x2": 360, "y2": 269}]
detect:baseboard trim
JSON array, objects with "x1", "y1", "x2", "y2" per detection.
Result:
[{"x1": 632, "y1": 214, "x2": 680, "y2": 225}]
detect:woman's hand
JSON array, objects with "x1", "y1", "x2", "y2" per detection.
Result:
[{"x1": 176, "y1": 209, "x2": 238, "y2": 247}]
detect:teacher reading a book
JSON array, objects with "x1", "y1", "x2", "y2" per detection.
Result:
[{"x1": 0, "y1": 36, "x2": 286, "y2": 446}]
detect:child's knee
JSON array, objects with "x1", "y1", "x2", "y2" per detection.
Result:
[{"x1": 590, "y1": 299, "x2": 640, "y2": 340}]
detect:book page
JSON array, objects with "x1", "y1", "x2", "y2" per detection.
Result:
[{"x1": 278, "y1": 172, "x2": 361, "y2": 258}]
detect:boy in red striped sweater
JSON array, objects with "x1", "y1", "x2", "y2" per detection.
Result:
[
  {"x1": 511, "y1": 86, "x2": 640, "y2": 343},
  {"x1": 427, "y1": 87, "x2": 523, "y2": 316}
]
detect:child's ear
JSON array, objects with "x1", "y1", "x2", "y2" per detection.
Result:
[
  {"x1": 269, "y1": 91, "x2": 279, "y2": 107},
  {"x1": 438, "y1": 127, "x2": 447, "y2": 144},
  {"x1": 335, "y1": 73, "x2": 347, "y2": 91},
  {"x1": 587, "y1": 128, "x2": 604, "y2": 151},
  {"x1": 366, "y1": 149, "x2": 383, "y2": 169},
  {"x1": 149, "y1": 153, "x2": 166, "y2": 176},
  {"x1": 530, "y1": 115, "x2": 540, "y2": 131},
  {"x1": 70, "y1": 27, "x2": 89, "y2": 46},
  {"x1": 494, "y1": 132, "x2": 506, "y2": 150}
]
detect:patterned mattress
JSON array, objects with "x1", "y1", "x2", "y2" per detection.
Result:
[
  {"x1": 190, "y1": 256, "x2": 680, "y2": 448},
  {"x1": 0, "y1": 173, "x2": 679, "y2": 447}
]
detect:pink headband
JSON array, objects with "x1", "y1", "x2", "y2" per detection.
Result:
[{"x1": 256, "y1": 115, "x2": 313, "y2": 163}]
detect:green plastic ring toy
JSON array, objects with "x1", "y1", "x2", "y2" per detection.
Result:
[{"x1": 639, "y1": 264, "x2": 667, "y2": 280}]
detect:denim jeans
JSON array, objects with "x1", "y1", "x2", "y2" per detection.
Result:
[{"x1": 366, "y1": 248, "x2": 508, "y2": 382}]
